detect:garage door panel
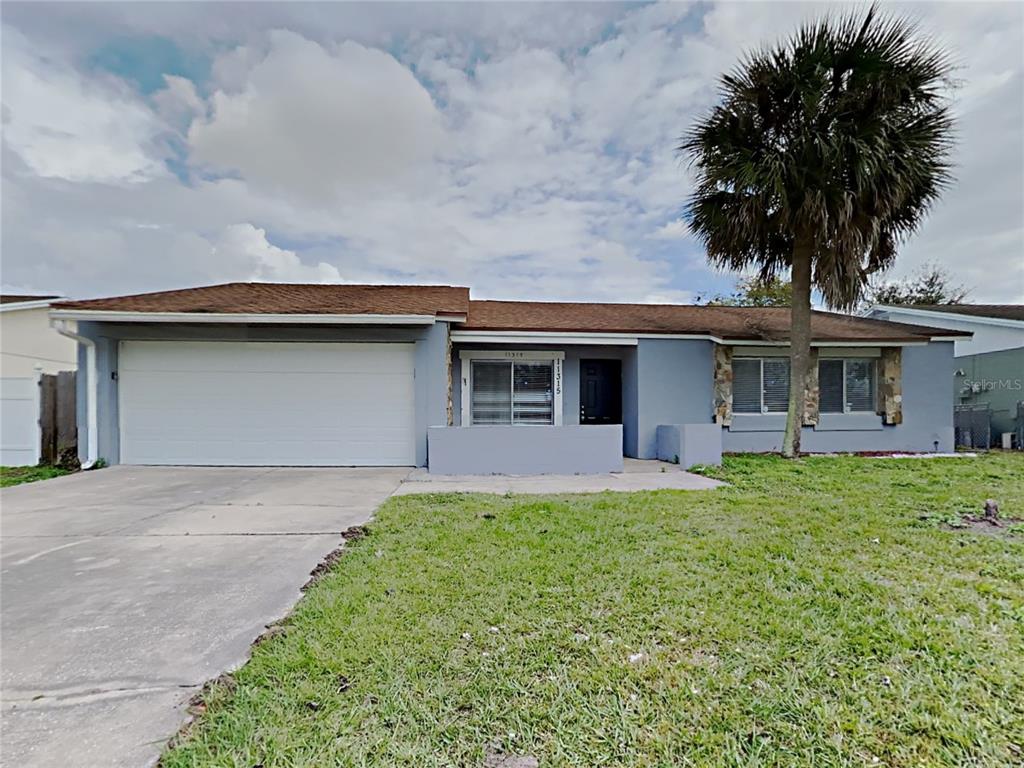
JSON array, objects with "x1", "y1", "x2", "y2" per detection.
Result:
[
  {"x1": 120, "y1": 371, "x2": 415, "y2": 414},
  {"x1": 119, "y1": 342, "x2": 416, "y2": 466},
  {"x1": 122, "y1": 437, "x2": 413, "y2": 466},
  {"x1": 121, "y1": 342, "x2": 414, "y2": 374}
]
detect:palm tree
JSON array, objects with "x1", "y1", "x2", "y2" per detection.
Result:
[{"x1": 680, "y1": 5, "x2": 955, "y2": 457}]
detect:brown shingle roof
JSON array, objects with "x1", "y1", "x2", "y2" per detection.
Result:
[
  {"x1": 904, "y1": 304, "x2": 1024, "y2": 321},
  {"x1": 463, "y1": 301, "x2": 967, "y2": 342},
  {"x1": 50, "y1": 282, "x2": 969, "y2": 342},
  {"x1": 53, "y1": 282, "x2": 470, "y2": 317},
  {"x1": 1, "y1": 294, "x2": 60, "y2": 304}
]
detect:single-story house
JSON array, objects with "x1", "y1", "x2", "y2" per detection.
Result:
[
  {"x1": 1, "y1": 294, "x2": 77, "y2": 466},
  {"x1": 51, "y1": 283, "x2": 969, "y2": 473},
  {"x1": 866, "y1": 304, "x2": 1023, "y2": 446}
]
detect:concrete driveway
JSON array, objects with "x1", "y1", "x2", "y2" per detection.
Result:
[{"x1": 0, "y1": 465, "x2": 408, "y2": 768}]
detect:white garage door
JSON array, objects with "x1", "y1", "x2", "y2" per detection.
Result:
[{"x1": 118, "y1": 341, "x2": 416, "y2": 466}]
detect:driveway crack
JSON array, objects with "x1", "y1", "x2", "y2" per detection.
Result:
[{"x1": 3, "y1": 682, "x2": 201, "y2": 709}]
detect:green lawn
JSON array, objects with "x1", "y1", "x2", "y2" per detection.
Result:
[
  {"x1": 163, "y1": 454, "x2": 1024, "y2": 767},
  {"x1": 0, "y1": 465, "x2": 69, "y2": 487}
]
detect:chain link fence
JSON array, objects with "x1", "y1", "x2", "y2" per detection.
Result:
[{"x1": 954, "y1": 404, "x2": 992, "y2": 449}]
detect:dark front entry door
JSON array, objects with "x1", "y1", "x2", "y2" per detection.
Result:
[{"x1": 580, "y1": 359, "x2": 622, "y2": 425}]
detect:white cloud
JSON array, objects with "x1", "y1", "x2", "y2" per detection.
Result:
[
  {"x1": 188, "y1": 32, "x2": 444, "y2": 202},
  {"x1": 213, "y1": 223, "x2": 342, "y2": 283},
  {"x1": 152, "y1": 74, "x2": 204, "y2": 127},
  {"x1": 1, "y1": 30, "x2": 165, "y2": 184},
  {"x1": 650, "y1": 218, "x2": 690, "y2": 240}
]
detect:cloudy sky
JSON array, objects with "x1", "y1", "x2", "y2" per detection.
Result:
[{"x1": 2, "y1": 1, "x2": 1022, "y2": 304}]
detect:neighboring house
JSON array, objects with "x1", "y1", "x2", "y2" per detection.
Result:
[
  {"x1": 51, "y1": 283, "x2": 968, "y2": 473},
  {"x1": 1, "y1": 295, "x2": 77, "y2": 376},
  {"x1": 867, "y1": 304, "x2": 1024, "y2": 445},
  {"x1": 1, "y1": 295, "x2": 78, "y2": 465}
]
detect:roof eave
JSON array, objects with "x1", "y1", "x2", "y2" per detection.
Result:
[
  {"x1": 48, "y1": 309, "x2": 439, "y2": 325},
  {"x1": 872, "y1": 304, "x2": 1024, "y2": 329},
  {"x1": 0, "y1": 298, "x2": 63, "y2": 312},
  {"x1": 452, "y1": 327, "x2": 941, "y2": 346}
]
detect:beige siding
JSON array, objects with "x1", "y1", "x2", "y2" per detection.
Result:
[{"x1": 0, "y1": 306, "x2": 78, "y2": 377}]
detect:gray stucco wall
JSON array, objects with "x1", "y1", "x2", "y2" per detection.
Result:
[
  {"x1": 74, "y1": 321, "x2": 449, "y2": 466},
  {"x1": 634, "y1": 338, "x2": 715, "y2": 459},
  {"x1": 621, "y1": 347, "x2": 639, "y2": 457},
  {"x1": 74, "y1": 325, "x2": 958, "y2": 468},
  {"x1": 722, "y1": 341, "x2": 957, "y2": 452},
  {"x1": 450, "y1": 339, "x2": 716, "y2": 459}
]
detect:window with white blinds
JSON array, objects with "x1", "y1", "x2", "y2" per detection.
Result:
[
  {"x1": 762, "y1": 359, "x2": 790, "y2": 412},
  {"x1": 732, "y1": 357, "x2": 790, "y2": 413},
  {"x1": 471, "y1": 360, "x2": 554, "y2": 425},
  {"x1": 471, "y1": 361, "x2": 513, "y2": 424},
  {"x1": 819, "y1": 358, "x2": 876, "y2": 413}
]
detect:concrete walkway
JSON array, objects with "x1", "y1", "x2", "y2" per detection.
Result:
[
  {"x1": 394, "y1": 458, "x2": 724, "y2": 495},
  {"x1": 0, "y1": 466, "x2": 409, "y2": 768}
]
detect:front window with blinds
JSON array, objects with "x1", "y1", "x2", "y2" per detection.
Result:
[
  {"x1": 819, "y1": 358, "x2": 876, "y2": 413},
  {"x1": 732, "y1": 358, "x2": 790, "y2": 413},
  {"x1": 471, "y1": 360, "x2": 553, "y2": 425}
]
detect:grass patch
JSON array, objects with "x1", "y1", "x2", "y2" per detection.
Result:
[
  {"x1": 162, "y1": 454, "x2": 1024, "y2": 767},
  {"x1": 0, "y1": 464, "x2": 70, "y2": 487}
]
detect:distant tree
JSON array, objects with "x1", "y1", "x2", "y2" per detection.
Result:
[
  {"x1": 867, "y1": 263, "x2": 969, "y2": 306},
  {"x1": 680, "y1": 5, "x2": 955, "y2": 457},
  {"x1": 706, "y1": 275, "x2": 793, "y2": 307}
]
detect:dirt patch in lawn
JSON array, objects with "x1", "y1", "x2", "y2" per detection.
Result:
[
  {"x1": 484, "y1": 746, "x2": 539, "y2": 768},
  {"x1": 933, "y1": 499, "x2": 1023, "y2": 539},
  {"x1": 303, "y1": 524, "x2": 368, "y2": 590},
  {"x1": 942, "y1": 517, "x2": 1023, "y2": 538}
]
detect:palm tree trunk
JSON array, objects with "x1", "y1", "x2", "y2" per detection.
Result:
[{"x1": 782, "y1": 236, "x2": 813, "y2": 458}]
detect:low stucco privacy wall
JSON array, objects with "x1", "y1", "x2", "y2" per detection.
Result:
[
  {"x1": 656, "y1": 424, "x2": 722, "y2": 468},
  {"x1": 427, "y1": 425, "x2": 623, "y2": 475},
  {"x1": 75, "y1": 321, "x2": 449, "y2": 466}
]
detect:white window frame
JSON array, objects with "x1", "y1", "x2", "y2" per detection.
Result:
[
  {"x1": 819, "y1": 358, "x2": 878, "y2": 414},
  {"x1": 459, "y1": 350, "x2": 564, "y2": 426},
  {"x1": 733, "y1": 357, "x2": 790, "y2": 414}
]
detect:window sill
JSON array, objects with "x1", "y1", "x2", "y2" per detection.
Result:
[
  {"x1": 465, "y1": 423, "x2": 556, "y2": 428},
  {"x1": 815, "y1": 413, "x2": 884, "y2": 432},
  {"x1": 727, "y1": 413, "x2": 788, "y2": 432}
]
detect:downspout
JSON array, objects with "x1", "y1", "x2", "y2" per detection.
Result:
[{"x1": 51, "y1": 319, "x2": 98, "y2": 469}]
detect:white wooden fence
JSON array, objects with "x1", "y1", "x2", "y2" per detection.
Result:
[{"x1": 1, "y1": 376, "x2": 41, "y2": 466}]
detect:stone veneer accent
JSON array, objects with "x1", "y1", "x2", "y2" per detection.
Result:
[
  {"x1": 446, "y1": 328, "x2": 454, "y2": 426},
  {"x1": 713, "y1": 344, "x2": 733, "y2": 426},
  {"x1": 803, "y1": 348, "x2": 820, "y2": 426},
  {"x1": 877, "y1": 347, "x2": 903, "y2": 425}
]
